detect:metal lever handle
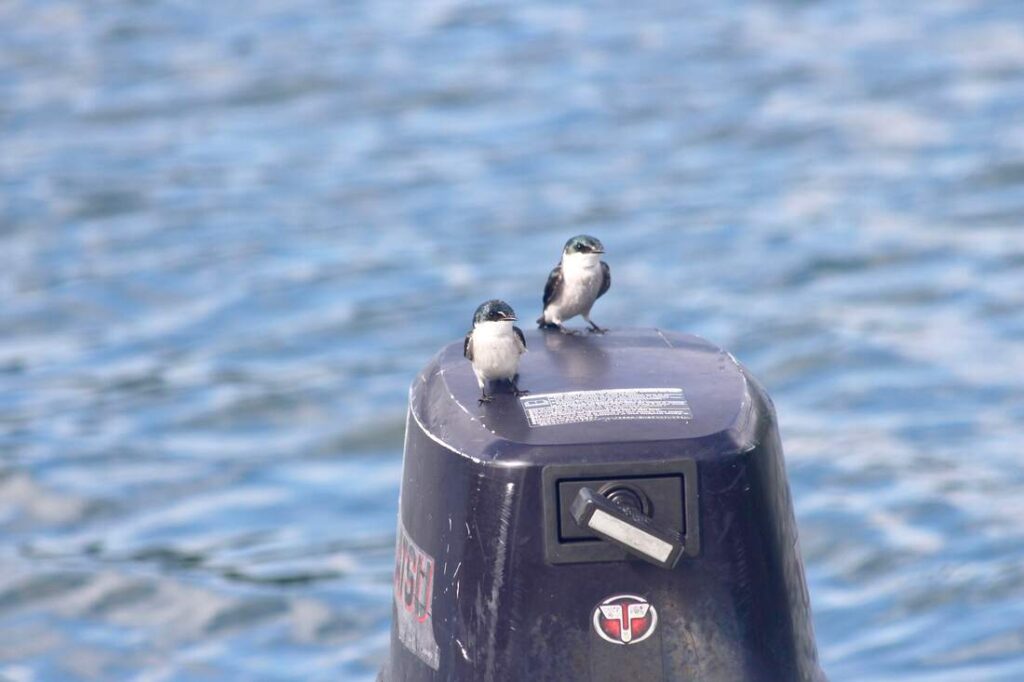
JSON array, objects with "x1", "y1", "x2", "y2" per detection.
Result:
[{"x1": 570, "y1": 487, "x2": 684, "y2": 569}]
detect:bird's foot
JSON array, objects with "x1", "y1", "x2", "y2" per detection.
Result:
[
  {"x1": 587, "y1": 324, "x2": 607, "y2": 334},
  {"x1": 513, "y1": 388, "x2": 530, "y2": 397},
  {"x1": 478, "y1": 394, "x2": 494, "y2": 405}
]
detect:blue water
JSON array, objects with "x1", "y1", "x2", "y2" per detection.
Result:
[{"x1": 3, "y1": 1, "x2": 1024, "y2": 680}]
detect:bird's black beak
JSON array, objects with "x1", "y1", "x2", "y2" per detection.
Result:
[{"x1": 502, "y1": 313, "x2": 518, "y2": 321}]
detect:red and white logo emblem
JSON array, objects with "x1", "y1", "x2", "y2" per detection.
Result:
[{"x1": 592, "y1": 594, "x2": 658, "y2": 645}]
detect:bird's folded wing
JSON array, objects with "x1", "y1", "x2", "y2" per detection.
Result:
[
  {"x1": 542, "y1": 264, "x2": 564, "y2": 309},
  {"x1": 598, "y1": 261, "x2": 611, "y2": 299},
  {"x1": 514, "y1": 326, "x2": 527, "y2": 352}
]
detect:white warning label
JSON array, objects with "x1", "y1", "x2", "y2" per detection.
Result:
[{"x1": 519, "y1": 388, "x2": 692, "y2": 428}]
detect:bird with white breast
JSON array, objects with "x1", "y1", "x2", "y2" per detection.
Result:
[
  {"x1": 537, "y1": 235, "x2": 611, "y2": 334},
  {"x1": 463, "y1": 299, "x2": 528, "y2": 404}
]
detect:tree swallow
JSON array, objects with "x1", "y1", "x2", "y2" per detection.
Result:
[
  {"x1": 464, "y1": 299, "x2": 529, "y2": 404},
  {"x1": 537, "y1": 234, "x2": 611, "y2": 334}
]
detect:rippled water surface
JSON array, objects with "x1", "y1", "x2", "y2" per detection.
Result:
[{"x1": 3, "y1": 0, "x2": 1024, "y2": 680}]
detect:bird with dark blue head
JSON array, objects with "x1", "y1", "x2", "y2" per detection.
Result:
[
  {"x1": 537, "y1": 235, "x2": 611, "y2": 334},
  {"x1": 464, "y1": 300, "x2": 528, "y2": 404}
]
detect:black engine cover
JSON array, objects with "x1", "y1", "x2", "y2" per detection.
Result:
[{"x1": 380, "y1": 329, "x2": 823, "y2": 682}]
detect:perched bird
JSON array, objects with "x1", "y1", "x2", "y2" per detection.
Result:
[
  {"x1": 464, "y1": 300, "x2": 528, "y2": 404},
  {"x1": 537, "y1": 235, "x2": 611, "y2": 334}
]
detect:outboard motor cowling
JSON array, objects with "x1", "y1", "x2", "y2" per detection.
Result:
[{"x1": 380, "y1": 329, "x2": 824, "y2": 682}]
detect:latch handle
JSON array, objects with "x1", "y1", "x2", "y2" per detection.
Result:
[{"x1": 570, "y1": 487, "x2": 685, "y2": 569}]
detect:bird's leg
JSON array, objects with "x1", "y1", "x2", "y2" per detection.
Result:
[
  {"x1": 539, "y1": 317, "x2": 579, "y2": 335},
  {"x1": 511, "y1": 377, "x2": 530, "y2": 397},
  {"x1": 478, "y1": 385, "x2": 494, "y2": 404},
  {"x1": 584, "y1": 315, "x2": 606, "y2": 334}
]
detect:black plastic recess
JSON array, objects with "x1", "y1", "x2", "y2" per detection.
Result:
[
  {"x1": 542, "y1": 459, "x2": 700, "y2": 565},
  {"x1": 570, "y1": 487, "x2": 686, "y2": 569},
  {"x1": 557, "y1": 475, "x2": 683, "y2": 541}
]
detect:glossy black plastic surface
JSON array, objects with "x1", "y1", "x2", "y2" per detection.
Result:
[{"x1": 380, "y1": 329, "x2": 824, "y2": 682}]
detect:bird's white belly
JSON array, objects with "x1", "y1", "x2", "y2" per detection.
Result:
[
  {"x1": 471, "y1": 324, "x2": 523, "y2": 383},
  {"x1": 551, "y1": 267, "x2": 602, "y2": 321}
]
